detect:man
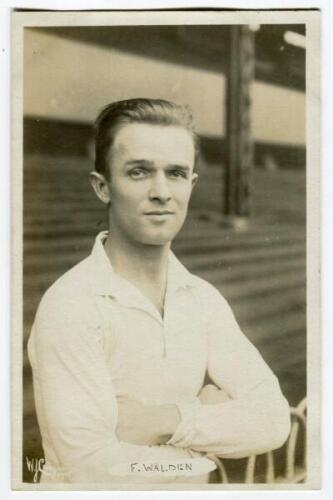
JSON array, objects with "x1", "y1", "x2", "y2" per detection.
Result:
[{"x1": 28, "y1": 98, "x2": 290, "y2": 484}]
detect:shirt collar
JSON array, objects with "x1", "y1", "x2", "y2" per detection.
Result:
[{"x1": 89, "y1": 231, "x2": 196, "y2": 301}]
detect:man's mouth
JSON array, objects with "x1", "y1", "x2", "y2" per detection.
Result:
[{"x1": 145, "y1": 211, "x2": 174, "y2": 215}]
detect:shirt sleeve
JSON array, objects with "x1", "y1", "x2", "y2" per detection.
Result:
[
  {"x1": 167, "y1": 285, "x2": 291, "y2": 458},
  {"x1": 28, "y1": 288, "x2": 185, "y2": 483}
]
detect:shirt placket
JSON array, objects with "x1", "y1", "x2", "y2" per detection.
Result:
[
  {"x1": 122, "y1": 294, "x2": 168, "y2": 359},
  {"x1": 161, "y1": 284, "x2": 178, "y2": 360}
]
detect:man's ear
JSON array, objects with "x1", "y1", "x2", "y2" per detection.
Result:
[
  {"x1": 89, "y1": 171, "x2": 111, "y2": 205},
  {"x1": 191, "y1": 172, "x2": 199, "y2": 188}
]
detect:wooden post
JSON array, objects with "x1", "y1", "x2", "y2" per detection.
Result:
[{"x1": 224, "y1": 25, "x2": 255, "y2": 217}]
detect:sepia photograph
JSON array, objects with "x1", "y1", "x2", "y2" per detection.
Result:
[{"x1": 10, "y1": 8, "x2": 321, "y2": 491}]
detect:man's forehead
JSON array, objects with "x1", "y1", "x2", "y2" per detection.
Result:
[{"x1": 112, "y1": 122, "x2": 195, "y2": 160}]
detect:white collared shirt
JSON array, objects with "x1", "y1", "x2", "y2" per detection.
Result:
[{"x1": 28, "y1": 231, "x2": 290, "y2": 484}]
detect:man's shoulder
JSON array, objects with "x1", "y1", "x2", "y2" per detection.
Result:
[
  {"x1": 44, "y1": 255, "x2": 91, "y2": 295},
  {"x1": 37, "y1": 255, "x2": 94, "y2": 322},
  {"x1": 187, "y1": 271, "x2": 229, "y2": 308},
  {"x1": 31, "y1": 255, "x2": 103, "y2": 349}
]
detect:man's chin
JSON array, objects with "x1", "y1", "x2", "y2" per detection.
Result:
[
  {"x1": 130, "y1": 221, "x2": 185, "y2": 247},
  {"x1": 138, "y1": 230, "x2": 179, "y2": 247},
  {"x1": 140, "y1": 236, "x2": 174, "y2": 247}
]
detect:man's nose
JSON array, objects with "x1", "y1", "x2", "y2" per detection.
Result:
[{"x1": 149, "y1": 173, "x2": 172, "y2": 202}]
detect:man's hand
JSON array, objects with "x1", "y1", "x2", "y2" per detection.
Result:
[
  {"x1": 198, "y1": 384, "x2": 231, "y2": 405},
  {"x1": 116, "y1": 397, "x2": 181, "y2": 446}
]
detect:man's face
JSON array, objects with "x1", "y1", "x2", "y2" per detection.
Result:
[{"x1": 105, "y1": 122, "x2": 197, "y2": 246}]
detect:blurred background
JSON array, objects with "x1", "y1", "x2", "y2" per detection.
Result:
[{"x1": 23, "y1": 24, "x2": 306, "y2": 482}]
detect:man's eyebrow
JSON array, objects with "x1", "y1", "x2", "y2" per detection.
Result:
[
  {"x1": 167, "y1": 164, "x2": 191, "y2": 171},
  {"x1": 124, "y1": 159, "x2": 154, "y2": 167}
]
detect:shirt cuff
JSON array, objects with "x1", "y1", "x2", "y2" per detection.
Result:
[{"x1": 166, "y1": 397, "x2": 202, "y2": 448}]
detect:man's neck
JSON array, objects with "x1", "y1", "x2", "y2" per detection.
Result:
[{"x1": 103, "y1": 230, "x2": 170, "y2": 315}]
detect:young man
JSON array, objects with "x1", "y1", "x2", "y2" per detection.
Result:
[{"x1": 28, "y1": 98, "x2": 290, "y2": 484}]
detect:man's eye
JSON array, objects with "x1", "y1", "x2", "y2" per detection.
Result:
[
  {"x1": 129, "y1": 169, "x2": 148, "y2": 179},
  {"x1": 169, "y1": 169, "x2": 187, "y2": 179}
]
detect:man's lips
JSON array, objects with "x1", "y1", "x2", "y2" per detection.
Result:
[{"x1": 144, "y1": 211, "x2": 174, "y2": 215}]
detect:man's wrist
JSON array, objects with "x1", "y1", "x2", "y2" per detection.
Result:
[{"x1": 166, "y1": 397, "x2": 202, "y2": 447}]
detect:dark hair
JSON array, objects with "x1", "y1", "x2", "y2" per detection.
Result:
[{"x1": 94, "y1": 98, "x2": 199, "y2": 178}]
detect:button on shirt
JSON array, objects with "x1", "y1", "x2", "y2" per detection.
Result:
[{"x1": 28, "y1": 231, "x2": 291, "y2": 484}]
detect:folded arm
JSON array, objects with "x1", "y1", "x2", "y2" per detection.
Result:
[
  {"x1": 115, "y1": 384, "x2": 230, "y2": 446},
  {"x1": 116, "y1": 396, "x2": 181, "y2": 445},
  {"x1": 165, "y1": 287, "x2": 291, "y2": 458}
]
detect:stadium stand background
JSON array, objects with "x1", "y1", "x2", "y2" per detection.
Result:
[{"x1": 23, "y1": 25, "x2": 306, "y2": 483}]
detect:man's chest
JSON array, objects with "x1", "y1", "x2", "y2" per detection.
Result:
[{"x1": 97, "y1": 296, "x2": 209, "y2": 403}]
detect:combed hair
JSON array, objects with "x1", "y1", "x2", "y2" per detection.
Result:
[{"x1": 94, "y1": 98, "x2": 199, "y2": 177}]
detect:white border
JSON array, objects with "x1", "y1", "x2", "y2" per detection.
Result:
[{"x1": 1, "y1": 1, "x2": 332, "y2": 499}]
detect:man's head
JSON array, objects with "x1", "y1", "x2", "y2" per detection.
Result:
[{"x1": 90, "y1": 98, "x2": 199, "y2": 247}]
